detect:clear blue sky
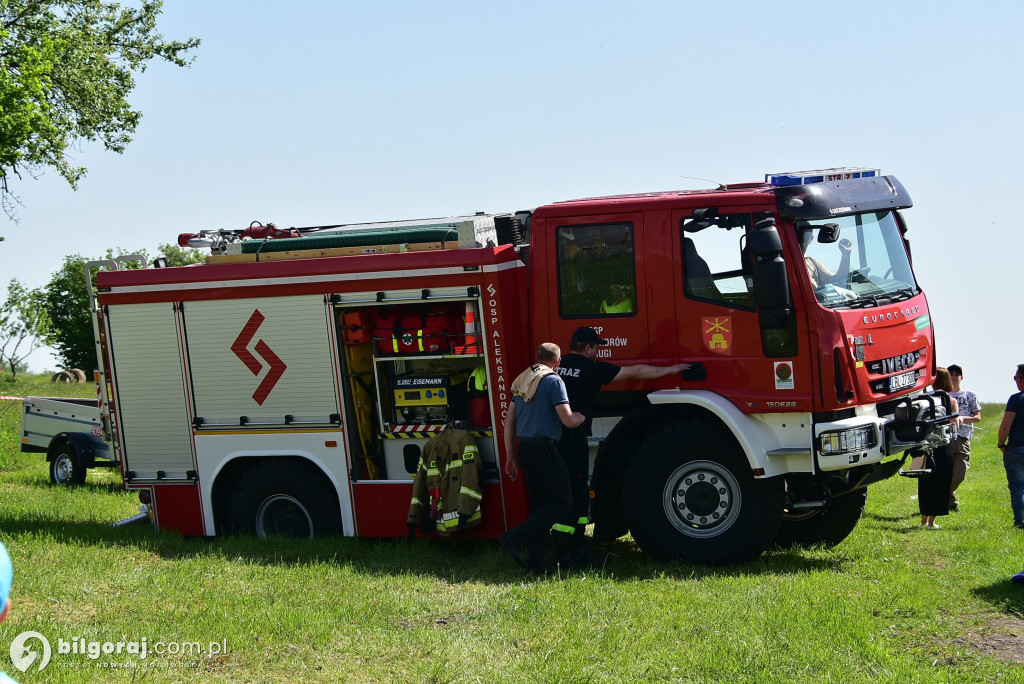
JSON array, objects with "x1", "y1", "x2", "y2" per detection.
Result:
[{"x1": 3, "y1": 0, "x2": 1021, "y2": 403}]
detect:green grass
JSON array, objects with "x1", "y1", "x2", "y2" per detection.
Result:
[{"x1": 2, "y1": 373, "x2": 1024, "y2": 682}]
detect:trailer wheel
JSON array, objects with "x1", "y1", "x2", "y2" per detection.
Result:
[
  {"x1": 226, "y1": 461, "x2": 342, "y2": 539},
  {"x1": 774, "y1": 488, "x2": 867, "y2": 548},
  {"x1": 623, "y1": 421, "x2": 783, "y2": 565},
  {"x1": 50, "y1": 443, "x2": 87, "y2": 486}
]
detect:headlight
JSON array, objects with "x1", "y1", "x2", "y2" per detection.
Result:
[{"x1": 819, "y1": 426, "x2": 877, "y2": 455}]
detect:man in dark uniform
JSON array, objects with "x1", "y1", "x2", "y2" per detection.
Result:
[{"x1": 554, "y1": 327, "x2": 690, "y2": 563}]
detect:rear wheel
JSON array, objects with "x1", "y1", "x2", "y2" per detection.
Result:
[
  {"x1": 226, "y1": 461, "x2": 342, "y2": 538},
  {"x1": 49, "y1": 443, "x2": 87, "y2": 486},
  {"x1": 775, "y1": 488, "x2": 867, "y2": 548},
  {"x1": 623, "y1": 420, "x2": 783, "y2": 565}
]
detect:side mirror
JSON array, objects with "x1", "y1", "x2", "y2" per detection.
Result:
[
  {"x1": 749, "y1": 218, "x2": 791, "y2": 322},
  {"x1": 817, "y1": 222, "x2": 840, "y2": 244},
  {"x1": 749, "y1": 218, "x2": 783, "y2": 256}
]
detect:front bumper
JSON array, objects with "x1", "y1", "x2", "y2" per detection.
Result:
[{"x1": 814, "y1": 391, "x2": 953, "y2": 472}]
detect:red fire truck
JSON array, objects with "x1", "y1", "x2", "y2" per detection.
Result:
[{"x1": 86, "y1": 168, "x2": 950, "y2": 564}]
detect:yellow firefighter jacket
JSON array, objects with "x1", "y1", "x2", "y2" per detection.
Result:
[{"x1": 407, "y1": 427, "x2": 483, "y2": 534}]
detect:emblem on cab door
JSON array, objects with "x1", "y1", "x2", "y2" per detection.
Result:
[
  {"x1": 231, "y1": 310, "x2": 287, "y2": 405},
  {"x1": 702, "y1": 317, "x2": 732, "y2": 355}
]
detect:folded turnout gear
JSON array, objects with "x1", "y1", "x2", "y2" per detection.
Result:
[{"x1": 510, "y1": 364, "x2": 555, "y2": 402}]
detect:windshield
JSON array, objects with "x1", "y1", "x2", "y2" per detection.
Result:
[{"x1": 797, "y1": 211, "x2": 918, "y2": 309}]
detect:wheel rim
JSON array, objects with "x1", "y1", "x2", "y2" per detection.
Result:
[
  {"x1": 53, "y1": 455, "x2": 73, "y2": 484},
  {"x1": 662, "y1": 459, "x2": 742, "y2": 538},
  {"x1": 255, "y1": 495, "x2": 314, "y2": 538}
]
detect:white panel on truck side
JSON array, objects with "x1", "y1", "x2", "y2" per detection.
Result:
[
  {"x1": 183, "y1": 296, "x2": 340, "y2": 426},
  {"x1": 106, "y1": 302, "x2": 195, "y2": 479}
]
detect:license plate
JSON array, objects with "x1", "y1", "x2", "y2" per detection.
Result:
[{"x1": 889, "y1": 370, "x2": 917, "y2": 392}]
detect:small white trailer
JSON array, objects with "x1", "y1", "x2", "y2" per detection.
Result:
[{"x1": 20, "y1": 396, "x2": 117, "y2": 485}]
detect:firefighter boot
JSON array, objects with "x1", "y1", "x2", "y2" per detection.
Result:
[
  {"x1": 550, "y1": 530, "x2": 577, "y2": 571},
  {"x1": 566, "y1": 542, "x2": 608, "y2": 570}
]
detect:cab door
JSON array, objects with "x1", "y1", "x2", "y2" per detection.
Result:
[
  {"x1": 542, "y1": 212, "x2": 650, "y2": 363},
  {"x1": 671, "y1": 207, "x2": 814, "y2": 412}
]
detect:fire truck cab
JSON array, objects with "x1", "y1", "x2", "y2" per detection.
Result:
[
  {"x1": 522, "y1": 169, "x2": 949, "y2": 563},
  {"x1": 89, "y1": 168, "x2": 950, "y2": 565}
]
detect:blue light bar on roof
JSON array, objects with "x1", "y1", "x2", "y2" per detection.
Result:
[{"x1": 766, "y1": 167, "x2": 880, "y2": 187}]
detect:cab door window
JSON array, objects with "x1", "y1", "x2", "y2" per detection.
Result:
[
  {"x1": 681, "y1": 213, "x2": 755, "y2": 310},
  {"x1": 556, "y1": 222, "x2": 637, "y2": 318}
]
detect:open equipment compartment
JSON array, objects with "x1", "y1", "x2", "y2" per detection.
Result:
[{"x1": 334, "y1": 295, "x2": 496, "y2": 483}]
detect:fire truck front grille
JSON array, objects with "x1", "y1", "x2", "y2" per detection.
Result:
[{"x1": 875, "y1": 397, "x2": 905, "y2": 418}]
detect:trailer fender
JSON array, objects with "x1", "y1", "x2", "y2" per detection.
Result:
[
  {"x1": 47, "y1": 432, "x2": 97, "y2": 468},
  {"x1": 47, "y1": 432, "x2": 95, "y2": 486}
]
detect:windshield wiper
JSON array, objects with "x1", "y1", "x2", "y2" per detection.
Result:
[
  {"x1": 843, "y1": 294, "x2": 881, "y2": 309},
  {"x1": 885, "y1": 287, "x2": 917, "y2": 303},
  {"x1": 833, "y1": 287, "x2": 917, "y2": 310}
]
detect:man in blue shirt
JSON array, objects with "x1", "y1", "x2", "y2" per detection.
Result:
[
  {"x1": 499, "y1": 343, "x2": 584, "y2": 573},
  {"x1": 998, "y1": 364, "x2": 1024, "y2": 529}
]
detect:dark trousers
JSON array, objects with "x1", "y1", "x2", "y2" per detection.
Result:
[
  {"x1": 949, "y1": 435, "x2": 971, "y2": 507},
  {"x1": 512, "y1": 438, "x2": 573, "y2": 567},
  {"x1": 918, "y1": 445, "x2": 954, "y2": 517},
  {"x1": 1004, "y1": 447, "x2": 1024, "y2": 525},
  {"x1": 558, "y1": 433, "x2": 591, "y2": 539}
]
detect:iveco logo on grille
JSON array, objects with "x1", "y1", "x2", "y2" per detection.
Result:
[{"x1": 868, "y1": 350, "x2": 921, "y2": 375}]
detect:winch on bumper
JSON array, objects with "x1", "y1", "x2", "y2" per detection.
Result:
[{"x1": 813, "y1": 391, "x2": 954, "y2": 483}]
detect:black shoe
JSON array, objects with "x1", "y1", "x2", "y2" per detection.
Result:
[
  {"x1": 950, "y1": 504, "x2": 961, "y2": 513},
  {"x1": 498, "y1": 533, "x2": 528, "y2": 569},
  {"x1": 1014, "y1": 522, "x2": 1024, "y2": 531}
]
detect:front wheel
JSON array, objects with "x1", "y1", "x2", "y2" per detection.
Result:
[
  {"x1": 623, "y1": 420, "x2": 783, "y2": 565},
  {"x1": 50, "y1": 443, "x2": 87, "y2": 486},
  {"x1": 775, "y1": 488, "x2": 867, "y2": 548},
  {"x1": 226, "y1": 461, "x2": 342, "y2": 538}
]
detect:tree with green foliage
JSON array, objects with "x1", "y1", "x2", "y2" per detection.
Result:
[
  {"x1": 158, "y1": 242, "x2": 203, "y2": 266},
  {"x1": 0, "y1": 278, "x2": 49, "y2": 377},
  {"x1": 0, "y1": 0, "x2": 199, "y2": 218},
  {"x1": 43, "y1": 253, "x2": 94, "y2": 370}
]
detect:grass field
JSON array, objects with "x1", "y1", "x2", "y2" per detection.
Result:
[{"x1": 2, "y1": 373, "x2": 1024, "y2": 682}]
